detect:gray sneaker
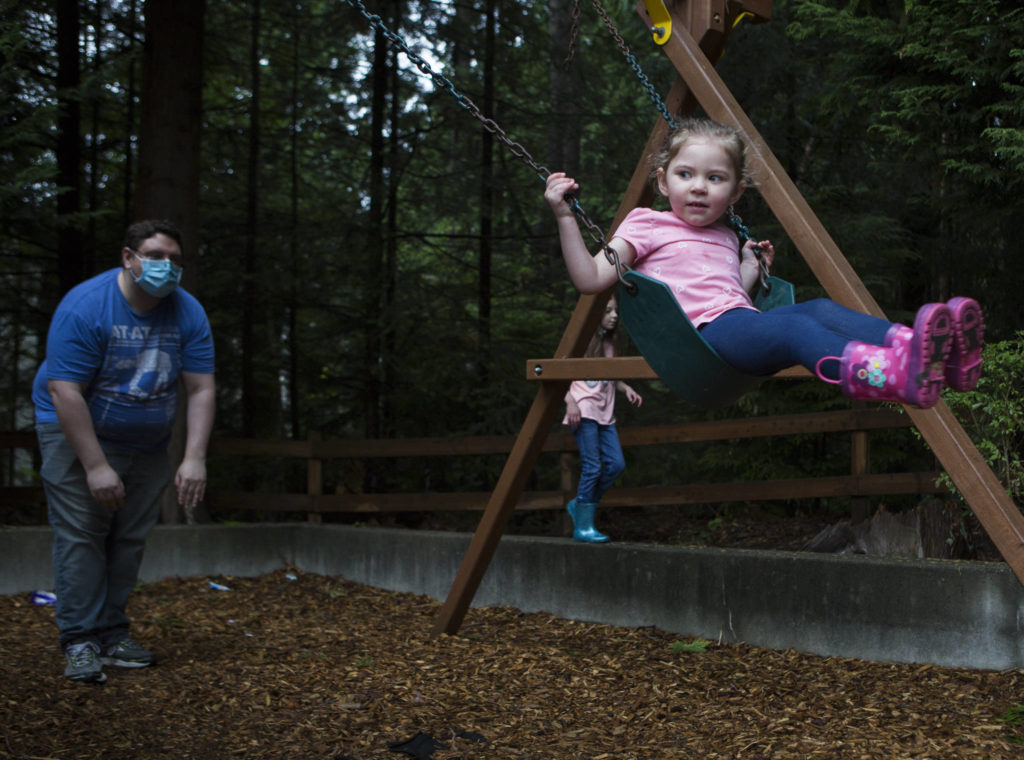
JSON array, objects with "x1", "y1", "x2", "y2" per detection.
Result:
[
  {"x1": 101, "y1": 637, "x2": 157, "y2": 668},
  {"x1": 64, "y1": 641, "x2": 106, "y2": 683}
]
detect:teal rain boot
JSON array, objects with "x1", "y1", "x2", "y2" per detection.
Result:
[{"x1": 566, "y1": 498, "x2": 609, "y2": 543}]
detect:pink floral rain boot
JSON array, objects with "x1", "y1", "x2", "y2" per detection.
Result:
[
  {"x1": 817, "y1": 303, "x2": 953, "y2": 408},
  {"x1": 944, "y1": 297, "x2": 984, "y2": 391},
  {"x1": 884, "y1": 323, "x2": 913, "y2": 349},
  {"x1": 886, "y1": 298, "x2": 984, "y2": 392}
]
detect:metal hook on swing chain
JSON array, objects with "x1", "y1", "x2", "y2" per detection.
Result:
[
  {"x1": 565, "y1": 193, "x2": 637, "y2": 295},
  {"x1": 604, "y1": 242, "x2": 637, "y2": 295}
]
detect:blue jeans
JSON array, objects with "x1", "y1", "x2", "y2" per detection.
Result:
[
  {"x1": 699, "y1": 298, "x2": 894, "y2": 380},
  {"x1": 37, "y1": 423, "x2": 172, "y2": 648},
  {"x1": 573, "y1": 419, "x2": 626, "y2": 504}
]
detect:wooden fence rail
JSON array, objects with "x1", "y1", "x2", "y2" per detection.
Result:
[{"x1": 1, "y1": 408, "x2": 946, "y2": 522}]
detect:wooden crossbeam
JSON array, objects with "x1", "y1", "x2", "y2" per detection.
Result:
[{"x1": 525, "y1": 356, "x2": 810, "y2": 381}]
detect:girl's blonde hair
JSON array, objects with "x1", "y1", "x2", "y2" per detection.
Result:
[
  {"x1": 583, "y1": 296, "x2": 621, "y2": 359},
  {"x1": 648, "y1": 117, "x2": 755, "y2": 189}
]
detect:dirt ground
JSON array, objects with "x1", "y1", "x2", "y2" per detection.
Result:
[{"x1": 3, "y1": 561, "x2": 1024, "y2": 760}]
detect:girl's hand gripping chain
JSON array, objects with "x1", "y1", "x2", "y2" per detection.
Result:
[
  {"x1": 740, "y1": 238, "x2": 774, "y2": 296},
  {"x1": 544, "y1": 172, "x2": 579, "y2": 219},
  {"x1": 545, "y1": 172, "x2": 635, "y2": 294}
]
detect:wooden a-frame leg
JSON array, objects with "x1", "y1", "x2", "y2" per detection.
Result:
[
  {"x1": 430, "y1": 380, "x2": 567, "y2": 635},
  {"x1": 431, "y1": 294, "x2": 609, "y2": 635}
]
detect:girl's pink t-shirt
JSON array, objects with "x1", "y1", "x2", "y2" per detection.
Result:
[
  {"x1": 564, "y1": 338, "x2": 616, "y2": 426},
  {"x1": 614, "y1": 207, "x2": 756, "y2": 328}
]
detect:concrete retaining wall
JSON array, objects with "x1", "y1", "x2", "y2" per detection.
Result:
[{"x1": 4, "y1": 523, "x2": 1021, "y2": 670}]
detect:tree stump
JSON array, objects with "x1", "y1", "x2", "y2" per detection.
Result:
[{"x1": 802, "y1": 499, "x2": 970, "y2": 559}]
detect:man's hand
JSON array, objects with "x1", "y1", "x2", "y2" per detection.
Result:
[
  {"x1": 175, "y1": 456, "x2": 207, "y2": 510},
  {"x1": 86, "y1": 463, "x2": 125, "y2": 511}
]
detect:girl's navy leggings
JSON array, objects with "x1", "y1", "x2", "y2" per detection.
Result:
[{"x1": 699, "y1": 298, "x2": 894, "y2": 379}]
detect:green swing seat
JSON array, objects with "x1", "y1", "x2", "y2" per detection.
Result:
[{"x1": 618, "y1": 269, "x2": 796, "y2": 408}]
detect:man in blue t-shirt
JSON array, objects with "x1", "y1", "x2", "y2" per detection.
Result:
[{"x1": 33, "y1": 219, "x2": 216, "y2": 683}]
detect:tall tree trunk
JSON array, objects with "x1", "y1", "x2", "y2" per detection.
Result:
[
  {"x1": 547, "y1": 0, "x2": 582, "y2": 187},
  {"x1": 56, "y1": 0, "x2": 83, "y2": 296},
  {"x1": 362, "y1": 0, "x2": 401, "y2": 490},
  {"x1": 476, "y1": 0, "x2": 496, "y2": 387},
  {"x1": 85, "y1": 0, "x2": 109, "y2": 277},
  {"x1": 241, "y1": 0, "x2": 262, "y2": 439},
  {"x1": 447, "y1": 0, "x2": 473, "y2": 173},
  {"x1": 122, "y1": 0, "x2": 139, "y2": 231},
  {"x1": 545, "y1": 0, "x2": 582, "y2": 268},
  {"x1": 365, "y1": 6, "x2": 389, "y2": 445},
  {"x1": 287, "y1": 0, "x2": 302, "y2": 440},
  {"x1": 382, "y1": 44, "x2": 399, "y2": 438},
  {"x1": 136, "y1": 0, "x2": 204, "y2": 261},
  {"x1": 135, "y1": 0, "x2": 206, "y2": 523}
]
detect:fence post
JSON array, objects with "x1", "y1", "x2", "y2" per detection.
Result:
[
  {"x1": 850, "y1": 406, "x2": 870, "y2": 522},
  {"x1": 307, "y1": 430, "x2": 322, "y2": 524}
]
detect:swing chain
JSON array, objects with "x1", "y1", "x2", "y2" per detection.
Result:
[
  {"x1": 556, "y1": 194, "x2": 630, "y2": 292},
  {"x1": 728, "y1": 205, "x2": 771, "y2": 294},
  {"x1": 566, "y1": 196, "x2": 635, "y2": 294},
  {"x1": 602, "y1": 239, "x2": 637, "y2": 294},
  {"x1": 566, "y1": 0, "x2": 677, "y2": 129},
  {"x1": 345, "y1": 0, "x2": 549, "y2": 183},
  {"x1": 344, "y1": 0, "x2": 629, "y2": 290},
  {"x1": 564, "y1": 0, "x2": 583, "y2": 70},
  {"x1": 589, "y1": 0, "x2": 679, "y2": 129}
]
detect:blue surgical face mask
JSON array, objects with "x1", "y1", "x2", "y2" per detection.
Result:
[{"x1": 132, "y1": 252, "x2": 182, "y2": 297}]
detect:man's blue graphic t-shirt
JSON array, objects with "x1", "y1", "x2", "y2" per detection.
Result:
[{"x1": 32, "y1": 268, "x2": 215, "y2": 452}]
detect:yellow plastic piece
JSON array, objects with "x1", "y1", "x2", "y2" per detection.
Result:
[
  {"x1": 643, "y1": 0, "x2": 672, "y2": 45},
  {"x1": 732, "y1": 11, "x2": 754, "y2": 30}
]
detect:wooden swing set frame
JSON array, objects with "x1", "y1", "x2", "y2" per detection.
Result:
[{"x1": 430, "y1": 0, "x2": 1024, "y2": 636}]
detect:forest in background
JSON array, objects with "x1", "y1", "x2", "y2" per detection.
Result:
[{"x1": 2, "y1": 0, "x2": 1022, "y2": 515}]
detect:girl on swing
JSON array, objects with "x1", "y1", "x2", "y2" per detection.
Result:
[{"x1": 544, "y1": 117, "x2": 984, "y2": 408}]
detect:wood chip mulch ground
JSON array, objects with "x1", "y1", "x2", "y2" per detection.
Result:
[{"x1": 3, "y1": 568, "x2": 1024, "y2": 760}]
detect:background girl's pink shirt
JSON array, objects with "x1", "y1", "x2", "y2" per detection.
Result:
[
  {"x1": 615, "y1": 207, "x2": 756, "y2": 328},
  {"x1": 564, "y1": 338, "x2": 617, "y2": 426}
]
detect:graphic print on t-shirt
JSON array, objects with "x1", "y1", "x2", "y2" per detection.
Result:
[{"x1": 91, "y1": 322, "x2": 183, "y2": 449}]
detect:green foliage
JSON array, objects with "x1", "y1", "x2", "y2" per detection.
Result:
[
  {"x1": 998, "y1": 703, "x2": 1024, "y2": 744},
  {"x1": 670, "y1": 638, "x2": 713, "y2": 654},
  {"x1": 999, "y1": 704, "x2": 1024, "y2": 725},
  {"x1": 153, "y1": 615, "x2": 186, "y2": 629},
  {"x1": 939, "y1": 332, "x2": 1024, "y2": 503},
  {"x1": 780, "y1": 0, "x2": 1024, "y2": 333}
]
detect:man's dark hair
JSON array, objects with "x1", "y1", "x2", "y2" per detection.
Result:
[{"x1": 123, "y1": 220, "x2": 184, "y2": 253}]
